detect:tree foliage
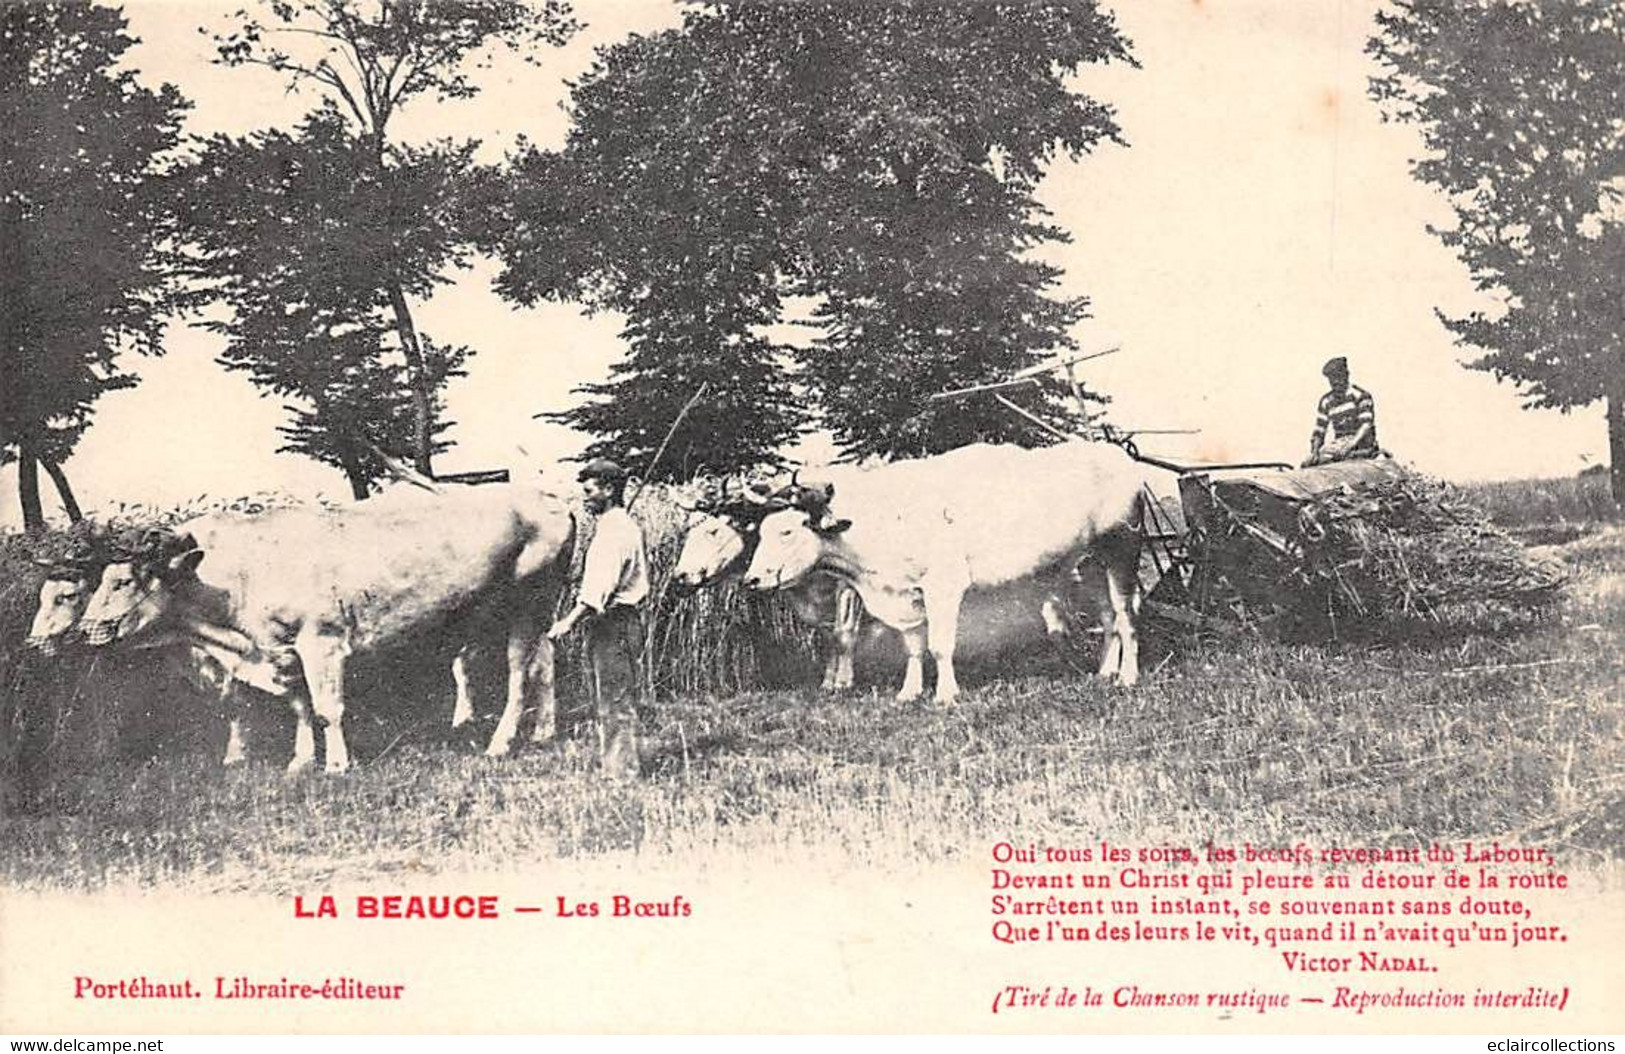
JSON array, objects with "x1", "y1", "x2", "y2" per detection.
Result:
[
  {"x1": 180, "y1": 111, "x2": 468, "y2": 498},
  {"x1": 1369, "y1": 0, "x2": 1625, "y2": 508},
  {"x1": 497, "y1": 0, "x2": 1129, "y2": 471},
  {"x1": 776, "y1": 1, "x2": 1130, "y2": 459},
  {"x1": 495, "y1": 24, "x2": 809, "y2": 479},
  {"x1": 0, "y1": 3, "x2": 189, "y2": 531},
  {"x1": 207, "y1": 0, "x2": 579, "y2": 476}
]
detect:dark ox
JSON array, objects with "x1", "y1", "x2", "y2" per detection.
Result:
[
  {"x1": 740, "y1": 442, "x2": 1148, "y2": 704},
  {"x1": 77, "y1": 486, "x2": 575, "y2": 774}
]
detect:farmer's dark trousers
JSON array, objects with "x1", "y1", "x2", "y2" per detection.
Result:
[{"x1": 587, "y1": 604, "x2": 642, "y2": 779}]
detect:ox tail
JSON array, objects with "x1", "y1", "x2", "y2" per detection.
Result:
[{"x1": 1096, "y1": 491, "x2": 1145, "y2": 686}]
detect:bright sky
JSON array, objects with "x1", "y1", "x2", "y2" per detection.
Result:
[{"x1": 1, "y1": 0, "x2": 1608, "y2": 528}]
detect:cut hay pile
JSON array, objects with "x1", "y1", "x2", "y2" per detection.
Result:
[{"x1": 1293, "y1": 475, "x2": 1567, "y2": 629}]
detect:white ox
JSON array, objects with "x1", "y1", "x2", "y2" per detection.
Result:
[
  {"x1": 673, "y1": 512, "x2": 867, "y2": 690},
  {"x1": 76, "y1": 486, "x2": 575, "y2": 774},
  {"x1": 740, "y1": 442, "x2": 1148, "y2": 704}
]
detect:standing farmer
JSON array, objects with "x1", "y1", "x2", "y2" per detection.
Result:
[{"x1": 548, "y1": 458, "x2": 649, "y2": 779}]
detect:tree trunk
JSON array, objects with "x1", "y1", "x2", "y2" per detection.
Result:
[
  {"x1": 385, "y1": 280, "x2": 436, "y2": 478},
  {"x1": 39, "y1": 454, "x2": 84, "y2": 523},
  {"x1": 1608, "y1": 386, "x2": 1624, "y2": 517},
  {"x1": 2, "y1": 198, "x2": 23, "y2": 473},
  {"x1": 363, "y1": 127, "x2": 435, "y2": 479},
  {"x1": 344, "y1": 463, "x2": 370, "y2": 501},
  {"x1": 16, "y1": 437, "x2": 43, "y2": 535}
]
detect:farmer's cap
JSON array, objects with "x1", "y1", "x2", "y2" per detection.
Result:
[
  {"x1": 1322, "y1": 356, "x2": 1349, "y2": 378},
  {"x1": 577, "y1": 457, "x2": 629, "y2": 484}
]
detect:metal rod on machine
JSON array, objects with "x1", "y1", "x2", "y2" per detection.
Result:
[
  {"x1": 928, "y1": 377, "x2": 1040, "y2": 401},
  {"x1": 985, "y1": 386, "x2": 1290, "y2": 476},
  {"x1": 1174, "y1": 460, "x2": 1298, "y2": 473},
  {"x1": 932, "y1": 347, "x2": 1124, "y2": 402},
  {"x1": 1008, "y1": 346, "x2": 1122, "y2": 380},
  {"x1": 992, "y1": 394, "x2": 1077, "y2": 443}
]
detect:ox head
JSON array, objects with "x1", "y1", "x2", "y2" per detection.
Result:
[
  {"x1": 673, "y1": 474, "x2": 841, "y2": 588},
  {"x1": 26, "y1": 551, "x2": 100, "y2": 656},
  {"x1": 671, "y1": 476, "x2": 776, "y2": 588},
  {"x1": 78, "y1": 529, "x2": 203, "y2": 648},
  {"x1": 672, "y1": 513, "x2": 753, "y2": 588},
  {"x1": 739, "y1": 494, "x2": 851, "y2": 592}
]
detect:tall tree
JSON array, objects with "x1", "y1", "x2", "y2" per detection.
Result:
[
  {"x1": 777, "y1": 1, "x2": 1130, "y2": 459},
  {"x1": 210, "y1": 0, "x2": 579, "y2": 475},
  {"x1": 1370, "y1": 0, "x2": 1624, "y2": 509},
  {"x1": 181, "y1": 111, "x2": 469, "y2": 497},
  {"x1": 496, "y1": 27, "x2": 809, "y2": 478},
  {"x1": 0, "y1": 3, "x2": 189, "y2": 532},
  {"x1": 801, "y1": 152, "x2": 1099, "y2": 459},
  {"x1": 496, "y1": 0, "x2": 1130, "y2": 468}
]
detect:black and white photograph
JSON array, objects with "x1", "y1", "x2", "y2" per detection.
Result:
[{"x1": 1, "y1": 0, "x2": 1621, "y2": 1037}]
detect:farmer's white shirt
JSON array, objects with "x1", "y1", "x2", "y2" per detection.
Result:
[{"x1": 578, "y1": 506, "x2": 650, "y2": 613}]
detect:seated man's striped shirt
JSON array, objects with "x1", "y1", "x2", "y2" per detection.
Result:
[{"x1": 1314, "y1": 385, "x2": 1379, "y2": 458}]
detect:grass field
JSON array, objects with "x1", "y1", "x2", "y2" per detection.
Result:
[
  {"x1": 1459, "y1": 472, "x2": 1620, "y2": 540},
  {"x1": 0, "y1": 475, "x2": 1619, "y2": 893}
]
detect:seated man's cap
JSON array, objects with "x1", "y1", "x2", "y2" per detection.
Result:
[
  {"x1": 577, "y1": 457, "x2": 629, "y2": 483},
  {"x1": 1322, "y1": 356, "x2": 1349, "y2": 377}
]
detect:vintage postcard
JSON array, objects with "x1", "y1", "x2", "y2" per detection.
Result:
[{"x1": 2, "y1": 0, "x2": 1620, "y2": 1036}]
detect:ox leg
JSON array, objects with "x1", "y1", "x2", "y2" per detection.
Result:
[
  {"x1": 819, "y1": 626, "x2": 856, "y2": 692},
  {"x1": 1104, "y1": 556, "x2": 1141, "y2": 687},
  {"x1": 222, "y1": 715, "x2": 247, "y2": 767},
  {"x1": 286, "y1": 697, "x2": 317, "y2": 776},
  {"x1": 831, "y1": 585, "x2": 860, "y2": 691},
  {"x1": 1069, "y1": 559, "x2": 1124, "y2": 682},
  {"x1": 827, "y1": 635, "x2": 853, "y2": 692},
  {"x1": 487, "y1": 621, "x2": 543, "y2": 757},
  {"x1": 1040, "y1": 595, "x2": 1069, "y2": 638},
  {"x1": 451, "y1": 646, "x2": 475, "y2": 729},
  {"x1": 1089, "y1": 532, "x2": 1141, "y2": 686},
  {"x1": 922, "y1": 578, "x2": 968, "y2": 706},
  {"x1": 896, "y1": 627, "x2": 927, "y2": 702},
  {"x1": 213, "y1": 672, "x2": 249, "y2": 767},
  {"x1": 1075, "y1": 562, "x2": 1119, "y2": 679},
  {"x1": 527, "y1": 633, "x2": 557, "y2": 745},
  {"x1": 1096, "y1": 598, "x2": 1121, "y2": 679},
  {"x1": 298, "y1": 633, "x2": 352, "y2": 774}
]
